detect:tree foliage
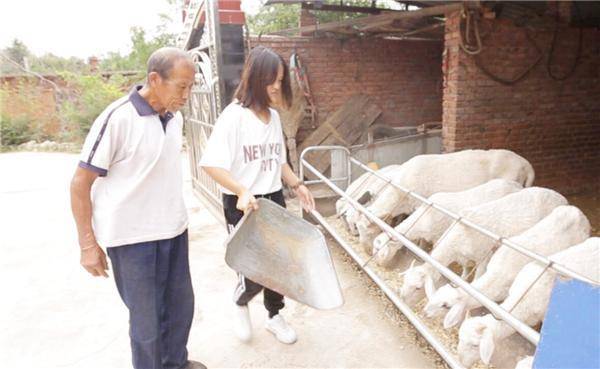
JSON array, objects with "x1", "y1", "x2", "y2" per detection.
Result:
[
  {"x1": 0, "y1": 39, "x2": 32, "y2": 74},
  {"x1": 1, "y1": 24, "x2": 175, "y2": 75},
  {"x1": 0, "y1": 19, "x2": 175, "y2": 145},
  {"x1": 99, "y1": 27, "x2": 175, "y2": 72},
  {"x1": 59, "y1": 73, "x2": 137, "y2": 140},
  {"x1": 246, "y1": 0, "x2": 385, "y2": 35}
]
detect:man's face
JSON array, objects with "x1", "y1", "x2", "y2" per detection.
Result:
[{"x1": 154, "y1": 60, "x2": 195, "y2": 112}]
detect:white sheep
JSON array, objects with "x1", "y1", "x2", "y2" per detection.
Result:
[
  {"x1": 399, "y1": 187, "x2": 567, "y2": 307},
  {"x1": 335, "y1": 165, "x2": 402, "y2": 235},
  {"x1": 355, "y1": 149, "x2": 535, "y2": 247},
  {"x1": 372, "y1": 179, "x2": 523, "y2": 266},
  {"x1": 423, "y1": 205, "x2": 590, "y2": 327},
  {"x1": 514, "y1": 356, "x2": 534, "y2": 369},
  {"x1": 335, "y1": 164, "x2": 402, "y2": 215},
  {"x1": 457, "y1": 237, "x2": 600, "y2": 368}
]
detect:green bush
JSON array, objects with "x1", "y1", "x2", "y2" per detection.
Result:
[
  {"x1": 0, "y1": 114, "x2": 33, "y2": 146},
  {"x1": 0, "y1": 79, "x2": 60, "y2": 145},
  {"x1": 60, "y1": 73, "x2": 140, "y2": 140},
  {"x1": 1, "y1": 26, "x2": 171, "y2": 146},
  {"x1": 0, "y1": 74, "x2": 139, "y2": 146}
]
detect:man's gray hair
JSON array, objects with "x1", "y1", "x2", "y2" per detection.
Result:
[{"x1": 147, "y1": 47, "x2": 194, "y2": 79}]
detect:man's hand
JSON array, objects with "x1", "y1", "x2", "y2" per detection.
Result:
[
  {"x1": 237, "y1": 189, "x2": 259, "y2": 213},
  {"x1": 80, "y1": 243, "x2": 109, "y2": 278},
  {"x1": 294, "y1": 184, "x2": 315, "y2": 212}
]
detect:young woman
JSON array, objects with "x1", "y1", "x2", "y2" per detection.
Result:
[{"x1": 200, "y1": 46, "x2": 315, "y2": 344}]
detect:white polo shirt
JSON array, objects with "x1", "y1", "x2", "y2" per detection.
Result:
[{"x1": 78, "y1": 86, "x2": 188, "y2": 247}]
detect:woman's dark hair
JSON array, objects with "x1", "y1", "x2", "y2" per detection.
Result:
[{"x1": 234, "y1": 46, "x2": 292, "y2": 111}]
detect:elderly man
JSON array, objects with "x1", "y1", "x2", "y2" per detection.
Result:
[{"x1": 70, "y1": 47, "x2": 205, "y2": 369}]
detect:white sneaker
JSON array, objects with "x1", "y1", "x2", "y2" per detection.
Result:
[
  {"x1": 265, "y1": 314, "x2": 297, "y2": 344},
  {"x1": 234, "y1": 304, "x2": 252, "y2": 342}
]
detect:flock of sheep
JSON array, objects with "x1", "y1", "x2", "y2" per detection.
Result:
[{"x1": 334, "y1": 149, "x2": 599, "y2": 368}]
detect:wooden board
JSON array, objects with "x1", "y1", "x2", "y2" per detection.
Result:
[
  {"x1": 299, "y1": 95, "x2": 370, "y2": 151},
  {"x1": 279, "y1": 81, "x2": 306, "y2": 139},
  {"x1": 305, "y1": 103, "x2": 381, "y2": 177},
  {"x1": 272, "y1": 3, "x2": 462, "y2": 35},
  {"x1": 278, "y1": 81, "x2": 307, "y2": 174},
  {"x1": 298, "y1": 95, "x2": 381, "y2": 179}
]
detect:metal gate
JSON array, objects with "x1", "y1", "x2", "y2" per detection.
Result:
[
  {"x1": 185, "y1": 48, "x2": 223, "y2": 218},
  {"x1": 182, "y1": 0, "x2": 227, "y2": 220}
]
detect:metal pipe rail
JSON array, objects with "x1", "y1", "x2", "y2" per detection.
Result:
[
  {"x1": 310, "y1": 210, "x2": 466, "y2": 369},
  {"x1": 188, "y1": 118, "x2": 215, "y2": 129},
  {"x1": 348, "y1": 157, "x2": 599, "y2": 286},
  {"x1": 299, "y1": 146, "x2": 542, "y2": 346},
  {"x1": 303, "y1": 158, "x2": 542, "y2": 345},
  {"x1": 299, "y1": 146, "x2": 352, "y2": 190}
]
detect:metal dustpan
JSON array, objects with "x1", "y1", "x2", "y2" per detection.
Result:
[{"x1": 224, "y1": 198, "x2": 344, "y2": 310}]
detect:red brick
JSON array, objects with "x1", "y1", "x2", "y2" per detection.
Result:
[{"x1": 443, "y1": 12, "x2": 600, "y2": 195}]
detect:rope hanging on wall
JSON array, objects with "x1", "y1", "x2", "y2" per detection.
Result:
[
  {"x1": 546, "y1": 3, "x2": 583, "y2": 81},
  {"x1": 459, "y1": 6, "x2": 542, "y2": 86}
]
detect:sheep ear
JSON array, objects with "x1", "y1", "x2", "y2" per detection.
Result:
[
  {"x1": 378, "y1": 244, "x2": 390, "y2": 260},
  {"x1": 424, "y1": 275, "x2": 436, "y2": 300},
  {"x1": 480, "y1": 327, "x2": 495, "y2": 365},
  {"x1": 443, "y1": 303, "x2": 466, "y2": 329}
]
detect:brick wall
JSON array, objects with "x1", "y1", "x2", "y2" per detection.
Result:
[
  {"x1": 299, "y1": 8, "x2": 317, "y2": 36},
  {"x1": 0, "y1": 76, "x2": 64, "y2": 139},
  {"x1": 250, "y1": 36, "x2": 443, "y2": 143},
  {"x1": 443, "y1": 11, "x2": 600, "y2": 195}
]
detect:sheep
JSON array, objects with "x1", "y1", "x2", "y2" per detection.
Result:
[
  {"x1": 456, "y1": 237, "x2": 600, "y2": 368},
  {"x1": 372, "y1": 179, "x2": 523, "y2": 266},
  {"x1": 514, "y1": 356, "x2": 534, "y2": 369},
  {"x1": 335, "y1": 164, "x2": 402, "y2": 215},
  {"x1": 399, "y1": 187, "x2": 567, "y2": 307},
  {"x1": 355, "y1": 149, "x2": 535, "y2": 247},
  {"x1": 423, "y1": 205, "x2": 591, "y2": 328},
  {"x1": 335, "y1": 165, "x2": 402, "y2": 235}
]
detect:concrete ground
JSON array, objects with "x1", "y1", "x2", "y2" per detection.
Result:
[{"x1": 0, "y1": 152, "x2": 438, "y2": 369}]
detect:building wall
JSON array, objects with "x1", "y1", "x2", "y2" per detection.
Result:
[
  {"x1": 443, "y1": 11, "x2": 600, "y2": 194},
  {"x1": 0, "y1": 76, "x2": 63, "y2": 139},
  {"x1": 250, "y1": 36, "x2": 444, "y2": 143}
]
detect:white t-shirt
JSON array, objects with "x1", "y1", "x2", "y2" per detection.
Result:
[
  {"x1": 78, "y1": 87, "x2": 188, "y2": 247},
  {"x1": 199, "y1": 102, "x2": 286, "y2": 195}
]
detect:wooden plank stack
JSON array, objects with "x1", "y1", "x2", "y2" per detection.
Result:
[{"x1": 298, "y1": 94, "x2": 381, "y2": 179}]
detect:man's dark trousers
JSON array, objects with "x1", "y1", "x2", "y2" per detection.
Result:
[{"x1": 107, "y1": 230, "x2": 194, "y2": 369}]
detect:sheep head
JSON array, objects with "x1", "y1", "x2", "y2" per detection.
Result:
[
  {"x1": 399, "y1": 261, "x2": 430, "y2": 307},
  {"x1": 356, "y1": 215, "x2": 385, "y2": 250},
  {"x1": 443, "y1": 300, "x2": 469, "y2": 329},
  {"x1": 373, "y1": 232, "x2": 402, "y2": 267},
  {"x1": 343, "y1": 206, "x2": 361, "y2": 236},
  {"x1": 458, "y1": 315, "x2": 497, "y2": 368},
  {"x1": 423, "y1": 284, "x2": 461, "y2": 319}
]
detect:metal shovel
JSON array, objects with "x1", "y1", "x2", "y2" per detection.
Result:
[{"x1": 225, "y1": 198, "x2": 344, "y2": 310}]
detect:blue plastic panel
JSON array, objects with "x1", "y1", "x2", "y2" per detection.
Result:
[{"x1": 534, "y1": 278, "x2": 600, "y2": 369}]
